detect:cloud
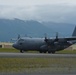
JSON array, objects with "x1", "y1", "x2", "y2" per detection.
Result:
[
  {"x1": 32, "y1": 4, "x2": 76, "y2": 23},
  {"x1": 0, "y1": 0, "x2": 76, "y2": 24},
  {"x1": 1, "y1": 0, "x2": 76, "y2": 6}
]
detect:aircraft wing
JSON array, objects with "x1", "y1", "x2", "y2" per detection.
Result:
[
  {"x1": 45, "y1": 37, "x2": 76, "y2": 43},
  {"x1": 64, "y1": 37, "x2": 76, "y2": 41}
]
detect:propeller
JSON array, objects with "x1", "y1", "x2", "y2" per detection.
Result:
[
  {"x1": 55, "y1": 32, "x2": 59, "y2": 41},
  {"x1": 44, "y1": 33, "x2": 48, "y2": 42},
  {"x1": 11, "y1": 34, "x2": 21, "y2": 41},
  {"x1": 17, "y1": 34, "x2": 21, "y2": 39},
  {"x1": 44, "y1": 32, "x2": 59, "y2": 45}
]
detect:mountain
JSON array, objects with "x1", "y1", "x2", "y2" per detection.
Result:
[
  {"x1": 0, "y1": 19, "x2": 53, "y2": 41},
  {"x1": 0, "y1": 18, "x2": 76, "y2": 42},
  {"x1": 42, "y1": 22, "x2": 76, "y2": 37}
]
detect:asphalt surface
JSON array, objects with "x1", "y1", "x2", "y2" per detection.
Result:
[{"x1": 0, "y1": 53, "x2": 76, "y2": 58}]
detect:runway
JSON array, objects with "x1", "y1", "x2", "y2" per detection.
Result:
[
  {"x1": 0, "y1": 53, "x2": 76, "y2": 58},
  {"x1": 0, "y1": 53, "x2": 76, "y2": 75}
]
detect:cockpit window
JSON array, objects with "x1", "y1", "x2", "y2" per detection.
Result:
[{"x1": 17, "y1": 39, "x2": 24, "y2": 46}]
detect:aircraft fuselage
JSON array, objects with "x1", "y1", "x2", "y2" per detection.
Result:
[{"x1": 13, "y1": 37, "x2": 72, "y2": 53}]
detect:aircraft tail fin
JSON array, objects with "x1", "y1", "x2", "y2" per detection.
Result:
[{"x1": 72, "y1": 26, "x2": 76, "y2": 37}]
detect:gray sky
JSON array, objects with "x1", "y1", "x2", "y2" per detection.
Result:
[{"x1": 0, "y1": 0, "x2": 76, "y2": 24}]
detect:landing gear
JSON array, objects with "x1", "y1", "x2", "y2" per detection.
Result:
[
  {"x1": 39, "y1": 50, "x2": 47, "y2": 53},
  {"x1": 20, "y1": 50, "x2": 24, "y2": 53},
  {"x1": 48, "y1": 49, "x2": 51, "y2": 53},
  {"x1": 43, "y1": 51, "x2": 47, "y2": 53},
  {"x1": 51, "y1": 51, "x2": 55, "y2": 54},
  {"x1": 48, "y1": 49, "x2": 55, "y2": 54},
  {"x1": 39, "y1": 50, "x2": 55, "y2": 54},
  {"x1": 48, "y1": 51, "x2": 51, "y2": 53},
  {"x1": 39, "y1": 51, "x2": 43, "y2": 53}
]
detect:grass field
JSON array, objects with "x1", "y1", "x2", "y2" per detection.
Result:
[
  {"x1": 0, "y1": 58, "x2": 76, "y2": 73},
  {"x1": 0, "y1": 48, "x2": 76, "y2": 54},
  {"x1": 0, "y1": 48, "x2": 76, "y2": 73},
  {"x1": 0, "y1": 48, "x2": 19, "y2": 53}
]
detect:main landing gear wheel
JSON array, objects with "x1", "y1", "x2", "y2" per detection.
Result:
[
  {"x1": 51, "y1": 51, "x2": 55, "y2": 54},
  {"x1": 39, "y1": 51, "x2": 47, "y2": 53},
  {"x1": 48, "y1": 51, "x2": 51, "y2": 53},
  {"x1": 48, "y1": 49, "x2": 55, "y2": 54},
  {"x1": 20, "y1": 50, "x2": 24, "y2": 53},
  {"x1": 43, "y1": 51, "x2": 47, "y2": 53},
  {"x1": 39, "y1": 51, "x2": 43, "y2": 53}
]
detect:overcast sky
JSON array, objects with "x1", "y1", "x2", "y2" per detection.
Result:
[{"x1": 0, "y1": 0, "x2": 76, "y2": 24}]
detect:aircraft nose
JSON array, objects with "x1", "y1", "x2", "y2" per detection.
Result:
[{"x1": 12, "y1": 43, "x2": 18, "y2": 49}]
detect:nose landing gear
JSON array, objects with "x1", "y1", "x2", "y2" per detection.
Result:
[{"x1": 20, "y1": 50, "x2": 24, "y2": 53}]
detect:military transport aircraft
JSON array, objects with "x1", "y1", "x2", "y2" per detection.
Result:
[{"x1": 12, "y1": 27, "x2": 76, "y2": 54}]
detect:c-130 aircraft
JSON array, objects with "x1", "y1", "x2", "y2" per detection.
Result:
[{"x1": 13, "y1": 27, "x2": 76, "y2": 54}]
